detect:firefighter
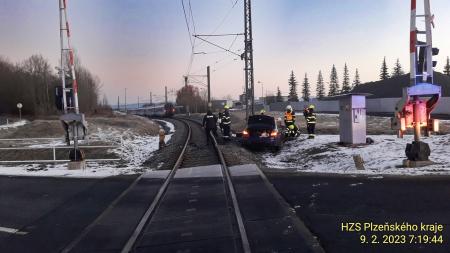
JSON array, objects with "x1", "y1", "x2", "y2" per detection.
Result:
[
  {"x1": 303, "y1": 104, "x2": 317, "y2": 139},
  {"x1": 221, "y1": 105, "x2": 231, "y2": 140},
  {"x1": 202, "y1": 110, "x2": 218, "y2": 145},
  {"x1": 218, "y1": 111, "x2": 224, "y2": 133},
  {"x1": 158, "y1": 128, "x2": 166, "y2": 149},
  {"x1": 284, "y1": 105, "x2": 298, "y2": 137}
]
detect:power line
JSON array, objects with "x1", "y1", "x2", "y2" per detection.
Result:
[
  {"x1": 181, "y1": 0, "x2": 196, "y2": 75},
  {"x1": 193, "y1": 33, "x2": 244, "y2": 37},
  {"x1": 181, "y1": 0, "x2": 193, "y2": 49},
  {"x1": 182, "y1": 0, "x2": 243, "y2": 83},
  {"x1": 211, "y1": 0, "x2": 240, "y2": 34},
  {"x1": 194, "y1": 35, "x2": 241, "y2": 57},
  {"x1": 188, "y1": 0, "x2": 197, "y2": 35}
]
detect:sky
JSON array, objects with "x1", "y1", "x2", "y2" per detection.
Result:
[{"x1": 1, "y1": 0, "x2": 450, "y2": 105}]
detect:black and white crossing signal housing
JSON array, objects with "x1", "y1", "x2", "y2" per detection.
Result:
[{"x1": 432, "y1": 47, "x2": 439, "y2": 68}]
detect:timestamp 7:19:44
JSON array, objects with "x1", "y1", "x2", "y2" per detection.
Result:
[{"x1": 360, "y1": 234, "x2": 444, "y2": 244}]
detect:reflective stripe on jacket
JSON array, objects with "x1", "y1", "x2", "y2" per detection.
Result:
[
  {"x1": 222, "y1": 116, "x2": 231, "y2": 125},
  {"x1": 306, "y1": 113, "x2": 316, "y2": 124}
]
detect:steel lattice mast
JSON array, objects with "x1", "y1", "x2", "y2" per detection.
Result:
[
  {"x1": 244, "y1": 0, "x2": 255, "y2": 118},
  {"x1": 59, "y1": 0, "x2": 79, "y2": 114}
]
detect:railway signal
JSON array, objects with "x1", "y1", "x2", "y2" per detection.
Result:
[
  {"x1": 58, "y1": 0, "x2": 87, "y2": 167},
  {"x1": 392, "y1": 0, "x2": 441, "y2": 165}
]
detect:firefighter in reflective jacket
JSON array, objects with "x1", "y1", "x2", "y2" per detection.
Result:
[
  {"x1": 284, "y1": 105, "x2": 298, "y2": 136},
  {"x1": 303, "y1": 104, "x2": 317, "y2": 139},
  {"x1": 221, "y1": 105, "x2": 231, "y2": 139},
  {"x1": 202, "y1": 110, "x2": 218, "y2": 145}
]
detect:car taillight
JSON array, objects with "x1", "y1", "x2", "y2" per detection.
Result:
[
  {"x1": 270, "y1": 130, "x2": 278, "y2": 137},
  {"x1": 243, "y1": 129, "x2": 249, "y2": 137}
]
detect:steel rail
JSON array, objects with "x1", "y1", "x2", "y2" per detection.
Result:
[
  {"x1": 120, "y1": 119, "x2": 192, "y2": 253},
  {"x1": 181, "y1": 117, "x2": 251, "y2": 253},
  {"x1": 60, "y1": 120, "x2": 190, "y2": 253}
]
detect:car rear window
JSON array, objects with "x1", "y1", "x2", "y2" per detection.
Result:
[{"x1": 248, "y1": 115, "x2": 275, "y2": 127}]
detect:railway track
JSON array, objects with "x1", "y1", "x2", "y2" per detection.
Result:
[
  {"x1": 57, "y1": 116, "x2": 323, "y2": 253},
  {"x1": 120, "y1": 118, "x2": 250, "y2": 252},
  {"x1": 61, "y1": 118, "x2": 251, "y2": 253}
]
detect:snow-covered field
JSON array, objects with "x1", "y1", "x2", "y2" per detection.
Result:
[
  {"x1": 0, "y1": 120, "x2": 175, "y2": 178},
  {"x1": 263, "y1": 134, "x2": 450, "y2": 176},
  {"x1": 0, "y1": 120, "x2": 28, "y2": 129}
]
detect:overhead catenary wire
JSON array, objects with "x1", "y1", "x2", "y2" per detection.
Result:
[
  {"x1": 181, "y1": 0, "x2": 194, "y2": 49},
  {"x1": 211, "y1": 0, "x2": 240, "y2": 34},
  {"x1": 194, "y1": 35, "x2": 241, "y2": 57},
  {"x1": 182, "y1": 0, "x2": 243, "y2": 87},
  {"x1": 181, "y1": 0, "x2": 196, "y2": 75}
]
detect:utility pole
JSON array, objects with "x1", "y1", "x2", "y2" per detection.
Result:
[
  {"x1": 138, "y1": 96, "x2": 140, "y2": 108},
  {"x1": 244, "y1": 0, "x2": 255, "y2": 118},
  {"x1": 207, "y1": 66, "x2": 211, "y2": 106},
  {"x1": 165, "y1": 86, "x2": 168, "y2": 104},
  {"x1": 184, "y1": 76, "x2": 188, "y2": 87},
  {"x1": 150, "y1": 92, "x2": 152, "y2": 105},
  {"x1": 117, "y1": 96, "x2": 120, "y2": 111},
  {"x1": 124, "y1": 88, "x2": 127, "y2": 113},
  {"x1": 258, "y1": 81, "x2": 264, "y2": 106}
]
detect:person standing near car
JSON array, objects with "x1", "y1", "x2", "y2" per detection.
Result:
[
  {"x1": 303, "y1": 104, "x2": 317, "y2": 139},
  {"x1": 218, "y1": 111, "x2": 224, "y2": 133},
  {"x1": 284, "y1": 105, "x2": 298, "y2": 136},
  {"x1": 203, "y1": 110, "x2": 218, "y2": 145},
  {"x1": 221, "y1": 105, "x2": 231, "y2": 140}
]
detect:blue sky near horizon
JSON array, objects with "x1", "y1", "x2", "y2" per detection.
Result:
[{"x1": 1, "y1": 0, "x2": 450, "y2": 104}]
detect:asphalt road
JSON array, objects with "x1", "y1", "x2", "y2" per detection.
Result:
[
  {"x1": 266, "y1": 172, "x2": 450, "y2": 253},
  {"x1": 0, "y1": 175, "x2": 138, "y2": 253},
  {"x1": 1, "y1": 172, "x2": 449, "y2": 253}
]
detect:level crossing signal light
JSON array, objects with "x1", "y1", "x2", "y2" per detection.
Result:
[{"x1": 392, "y1": 0, "x2": 441, "y2": 163}]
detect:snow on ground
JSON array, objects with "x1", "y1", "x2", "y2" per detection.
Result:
[
  {"x1": 262, "y1": 134, "x2": 450, "y2": 176},
  {"x1": 0, "y1": 120, "x2": 29, "y2": 129},
  {"x1": 0, "y1": 163, "x2": 137, "y2": 178},
  {"x1": 0, "y1": 120, "x2": 176, "y2": 178}
]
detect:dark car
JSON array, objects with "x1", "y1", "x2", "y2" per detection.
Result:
[{"x1": 241, "y1": 115, "x2": 283, "y2": 150}]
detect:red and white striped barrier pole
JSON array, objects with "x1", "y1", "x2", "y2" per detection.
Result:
[
  {"x1": 410, "y1": 0, "x2": 416, "y2": 86},
  {"x1": 60, "y1": 0, "x2": 79, "y2": 114}
]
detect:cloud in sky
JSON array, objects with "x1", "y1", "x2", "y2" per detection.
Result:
[{"x1": 1, "y1": 0, "x2": 449, "y2": 104}]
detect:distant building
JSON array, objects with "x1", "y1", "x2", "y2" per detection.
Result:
[{"x1": 239, "y1": 93, "x2": 246, "y2": 103}]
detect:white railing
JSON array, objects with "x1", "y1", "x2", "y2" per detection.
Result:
[{"x1": 0, "y1": 143, "x2": 121, "y2": 163}]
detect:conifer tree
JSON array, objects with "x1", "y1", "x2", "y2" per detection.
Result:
[
  {"x1": 302, "y1": 73, "x2": 311, "y2": 102},
  {"x1": 316, "y1": 70, "x2": 325, "y2": 99},
  {"x1": 444, "y1": 56, "x2": 450, "y2": 76},
  {"x1": 392, "y1": 58, "x2": 405, "y2": 77},
  {"x1": 352, "y1": 68, "x2": 361, "y2": 88},
  {"x1": 276, "y1": 86, "x2": 283, "y2": 102},
  {"x1": 380, "y1": 56, "x2": 390, "y2": 80},
  {"x1": 288, "y1": 71, "x2": 299, "y2": 102},
  {"x1": 341, "y1": 63, "x2": 351, "y2": 93},
  {"x1": 328, "y1": 65, "x2": 339, "y2": 96}
]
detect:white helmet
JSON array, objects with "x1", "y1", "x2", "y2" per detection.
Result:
[{"x1": 286, "y1": 105, "x2": 293, "y2": 111}]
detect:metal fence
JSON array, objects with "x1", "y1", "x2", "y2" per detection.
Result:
[
  {"x1": 0, "y1": 137, "x2": 120, "y2": 163},
  {"x1": 269, "y1": 97, "x2": 450, "y2": 115}
]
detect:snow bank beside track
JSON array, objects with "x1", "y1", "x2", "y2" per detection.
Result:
[
  {"x1": 263, "y1": 134, "x2": 450, "y2": 176},
  {"x1": 0, "y1": 119, "x2": 175, "y2": 178}
]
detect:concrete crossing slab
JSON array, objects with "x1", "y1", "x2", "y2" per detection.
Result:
[
  {"x1": 137, "y1": 164, "x2": 240, "y2": 252},
  {"x1": 229, "y1": 164, "x2": 319, "y2": 253}
]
